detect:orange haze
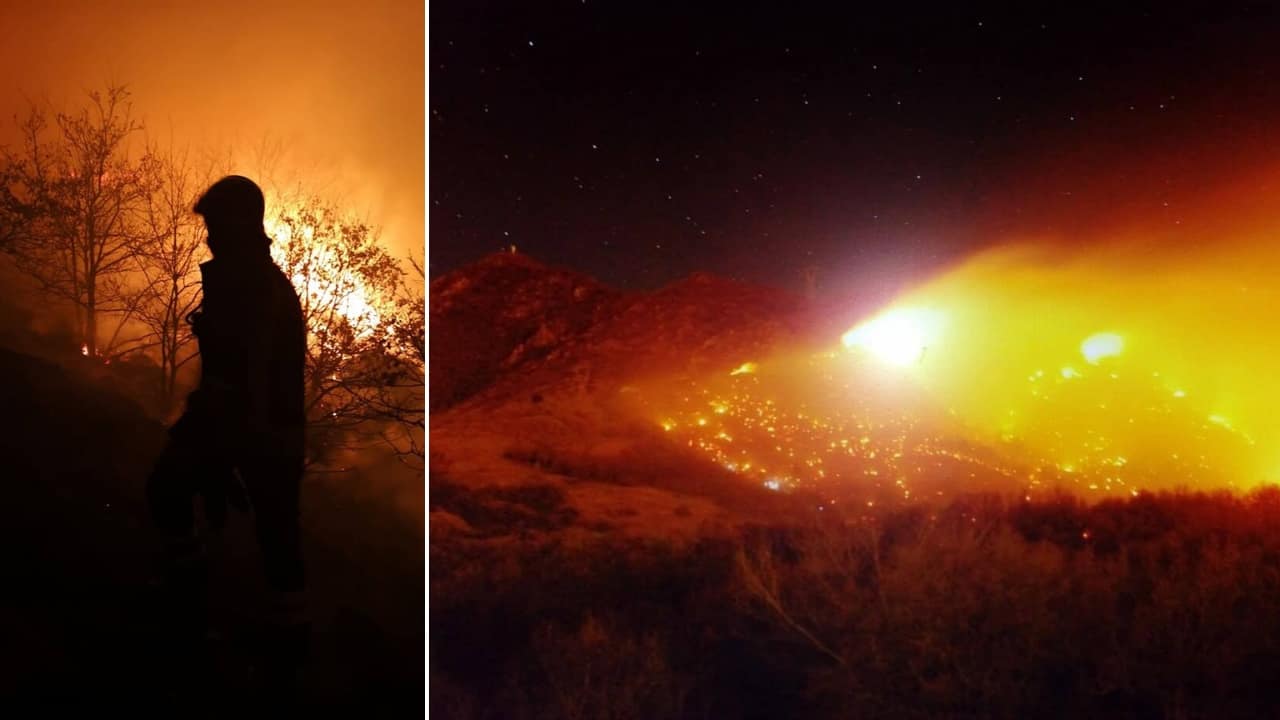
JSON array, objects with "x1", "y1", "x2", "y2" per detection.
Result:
[
  {"x1": 0, "y1": 0, "x2": 424, "y2": 261},
  {"x1": 643, "y1": 160, "x2": 1280, "y2": 500}
]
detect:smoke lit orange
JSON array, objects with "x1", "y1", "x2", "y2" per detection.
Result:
[{"x1": 634, "y1": 185, "x2": 1280, "y2": 502}]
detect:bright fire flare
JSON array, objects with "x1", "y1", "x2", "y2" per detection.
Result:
[
  {"x1": 633, "y1": 233, "x2": 1280, "y2": 503},
  {"x1": 264, "y1": 216, "x2": 384, "y2": 338},
  {"x1": 1081, "y1": 332, "x2": 1124, "y2": 364},
  {"x1": 842, "y1": 308, "x2": 944, "y2": 367}
]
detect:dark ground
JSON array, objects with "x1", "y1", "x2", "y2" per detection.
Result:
[{"x1": 0, "y1": 346, "x2": 424, "y2": 715}]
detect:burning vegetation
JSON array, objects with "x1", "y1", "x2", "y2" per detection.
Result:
[
  {"x1": 430, "y1": 203, "x2": 1280, "y2": 720},
  {"x1": 0, "y1": 83, "x2": 424, "y2": 466},
  {"x1": 632, "y1": 221, "x2": 1280, "y2": 507}
]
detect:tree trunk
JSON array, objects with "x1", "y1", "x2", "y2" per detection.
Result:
[{"x1": 85, "y1": 285, "x2": 97, "y2": 357}]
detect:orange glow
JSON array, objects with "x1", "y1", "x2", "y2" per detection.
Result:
[
  {"x1": 854, "y1": 235, "x2": 1280, "y2": 491},
  {"x1": 629, "y1": 176, "x2": 1280, "y2": 502},
  {"x1": 264, "y1": 213, "x2": 385, "y2": 338},
  {"x1": 0, "y1": 2, "x2": 424, "y2": 264},
  {"x1": 1080, "y1": 333, "x2": 1124, "y2": 365},
  {"x1": 841, "y1": 307, "x2": 943, "y2": 368}
]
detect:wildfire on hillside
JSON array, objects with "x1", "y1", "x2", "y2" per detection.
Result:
[{"x1": 632, "y1": 237, "x2": 1273, "y2": 506}]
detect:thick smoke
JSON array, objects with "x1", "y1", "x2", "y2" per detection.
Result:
[{"x1": 879, "y1": 170, "x2": 1280, "y2": 487}]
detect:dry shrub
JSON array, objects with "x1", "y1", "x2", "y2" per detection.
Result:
[
  {"x1": 733, "y1": 491, "x2": 1280, "y2": 718},
  {"x1": 434, "y1": 490, "x2": 1280, "y2": 719},
  {"x1": 532, "y1": 614, "x2": 690, "y2": 720},
  {"x1": 429, "y1": 477, "x2": 577, "y2": 535}
]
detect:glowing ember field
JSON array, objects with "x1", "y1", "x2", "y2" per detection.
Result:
[{"x1": 630, "y1": 241, "x2": 1280, "y2": 505}]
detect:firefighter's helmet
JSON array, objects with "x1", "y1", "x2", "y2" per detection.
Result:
[{"x1": 194, "y1": 175, "x2": 265, "y2": 228}]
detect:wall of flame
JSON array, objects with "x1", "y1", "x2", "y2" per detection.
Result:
[
  {"x1": 857, "y1": 216, "x2": 1280, "y2": 489},
  {"x1": 641, "y1": 170, "x2": 1280, "y2": 497}
]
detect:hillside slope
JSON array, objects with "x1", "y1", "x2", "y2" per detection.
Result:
[
  {"x1": 0, "y1": 345, "x2": 424, "y2": 713},
  {"x1": 429, "y1": 254, "x2": 814, "y2": 543},
  {"x1": 429, "y1": 251, "x2": 622, "y2": 412}
]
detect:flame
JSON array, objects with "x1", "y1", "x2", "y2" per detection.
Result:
[
  {"x1": 263, "y1": 215, "x2": 384, "y2": 338},
  {"x1": 80, "y1": 344, "x2": 88, "y2": 357},
  {"x1": 633, "y1": 226, "x2": 1280, "y2": 502},
  {"x1": 857, "y1": 238, "x2": 1280, "y2": 489},
  {"x1": 1081, "y1": 333, "x2": 1124, "y2": 365},
  {"x1": 842, "y1": 308, "x2": 944, "y2": 368}
]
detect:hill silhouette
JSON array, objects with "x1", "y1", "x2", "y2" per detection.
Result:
[
  {"x1": 430, "y1": 252, "x2": 809, "y2": 412},
  {"x1": 429, "y1": 251, "x2": 621, "y2": 412},
  {"x1": 429, "y1": 253, "x2": 816, "y2": 547}
]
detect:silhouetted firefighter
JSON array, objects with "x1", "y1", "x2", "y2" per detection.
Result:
[{"x1": 146, "y1": 175, "x2": 308, "y2": 701}]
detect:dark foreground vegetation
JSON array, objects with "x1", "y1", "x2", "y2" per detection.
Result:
[
  {"x1": 432, "y1": 486, "x2": 1280, "y2": 720},
  {"x1": 0, "y1": 345, "x2": 424, "y2": 715}
]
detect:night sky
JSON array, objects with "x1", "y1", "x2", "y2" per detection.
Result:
[{"x1": 429, "y1": 2, "x2": 1280, "y2": 296}]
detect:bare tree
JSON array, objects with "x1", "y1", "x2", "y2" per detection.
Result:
[
  {"x1": 0, "y1": 163, "x2": 30, "y2": 252},
  {"x1": 1, "y1": 85, "x2": 151, "y2": 357},
  {"x1": 372, "y1": 251, "x2": 425, "y2": 464},
  {"x1": 266, "y1": 195, "x2": 417, "y2": 466},
  {"x1": 126, "y1": 139, "x2": 222, "y2": 412}
]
